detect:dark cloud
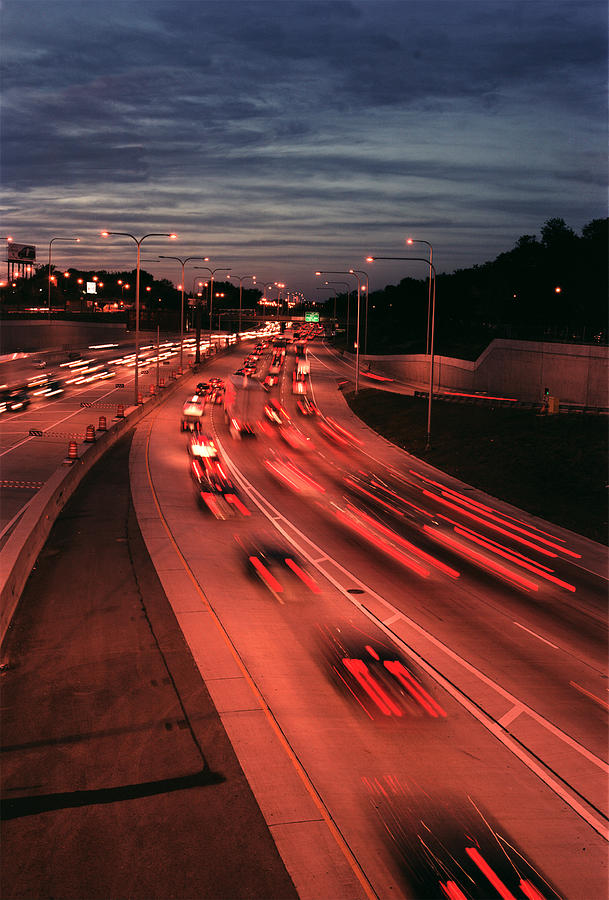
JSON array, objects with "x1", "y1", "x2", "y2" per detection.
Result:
[{"x1": 1, "y1": 0, "x2": 606, "y2": 288}]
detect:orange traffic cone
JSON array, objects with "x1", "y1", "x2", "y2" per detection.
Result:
[
  {"x1": 115, "y1": 404, "x2": 125, "y2": 419},
  {"x1": 84, "y1": 424, "x2": 96, "y2": 443},
  {"x1": 137, "y1": 393, "x2": 144, "y2": 405},
  {"x1": 98, "y1": 415, "x2": 107, "y2": 431},
  {"x1": 66, "y1": 440, "x2": 78, "y2": 461}
]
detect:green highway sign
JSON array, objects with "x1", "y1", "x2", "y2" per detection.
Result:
[{"x1": 305, "y1": 311, "x2": 320, "y2": 322}]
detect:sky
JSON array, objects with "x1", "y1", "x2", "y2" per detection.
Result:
[{"x1": 1, "y1": 0, "x2": 607, "y2": 298}]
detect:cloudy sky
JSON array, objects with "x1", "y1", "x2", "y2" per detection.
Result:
[{"x1": 2, "y1": 0, "x2": 606, "y2": 296}]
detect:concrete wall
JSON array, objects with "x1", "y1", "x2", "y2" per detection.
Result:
[
  {"x1": 0, "y1": 320, "x2": 128, "y2": 353},
  {"x1": 363, "y1": 339, "x2": 609, "y2": 407}
]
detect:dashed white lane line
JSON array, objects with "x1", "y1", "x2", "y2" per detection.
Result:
[
  {"x1": 513, "y1": 621, "x2": 560, "y2": 650},
  {"x1": 499, "y1": 704, "x2": 525, "y2": 728}
]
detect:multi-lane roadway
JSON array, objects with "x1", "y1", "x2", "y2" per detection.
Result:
[{"x1": 2, "y1": 331, "x2": 607, "y2": 898}]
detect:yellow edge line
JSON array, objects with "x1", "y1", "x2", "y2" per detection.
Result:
[{"x1": 143, "y1": 419, "x2": 378, "y2": 900}]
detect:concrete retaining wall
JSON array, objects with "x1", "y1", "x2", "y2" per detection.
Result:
[{"x1": 363, "y1": 339, "x2": 609, "y2": 406}]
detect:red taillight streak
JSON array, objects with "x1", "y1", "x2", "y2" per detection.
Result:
[
  {"x1": 326, "y1": 417, "x2": 364, "y2": 445},
  {"x1": 440, "y1": 882, "x2": 468, "y2": 900},
  {"x1": 440, "y1": 491, "x2": 581, "y2": 558},
  {"x1": 519, "y1": 879, "x2": 547, "y2": 900},
  {"x1": 436, "y1": 515, "x2": 556, "y2": 572},
  {"x1": 333, "y1": 665, "x2": 375, "y2": 720},
  {"x1": 368, "y1": 478, "x2": 446, "y2": 518},
  {"x1": 201, "y1": 492, "x2": 220, "y2": 515},
  {"x1": 384, "y1": 660, "x2": 447, "y2": 717},
  {"x1": 225, "y1": 494, "x2": 251, "y2": 516},
  {"x1": 284, "y1": 459, "x2": 325, "y2": 492},
  {"x1": 454, "y1": 527, "x2": 576, "y2": 592},
  {"x1": 318, "y1": 420, "x2": 350, "y2": 446},
  {"x1": 342, "y1": 658, "x2": 403, "y2": 716},
  {"x1": 249, "y1": 556, "x2": 283, "y2": 592},
  {"x1": 423, "y1": 526, "x2": 539, "y2": 592},
  {"x1": 465, "y1": 847, "x2": 518, "y2": 900},
  {"x1": 365, "y1": 644, "x2": 380, "y2": 660},
  {"x1": 334, "y1": 508, "x2": 430, "y2": 577},
  {"x1": 363, "y1": 371, "x2": 393, "y2": 381},
  {"x1": 344, "y1": 477, "x2": 405, "y2": 516},
  {"x1": 191, "y1": 458, "x2": 203, "y2": 478},
  {"x1": 284, "y1": 557, "x2": 321, "y2": 593},
  {"x1": 411, "y1": 469, "x2": 575, "y2": 551},
  {"x1": 422, "y1": 491, "x2": 558, "y2": 558},
  {"x1": 346, "y1": 503, "x2": 460, "y2": 578},
  {"x1": 264, "y1": 460, "x2": 303, "y2": 492}
]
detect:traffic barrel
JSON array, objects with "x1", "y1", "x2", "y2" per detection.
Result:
[
  {"x1": 178, "y1": 367, "x2": 184, "y2": 375},
  {"x1": 84, "y1": 424, "x2": 96, "y2": 443},
  {"x1": 66, "y1": 440, "x2": 78, "y2": 461},
  {"x1": 149, "y1": 384, "x2": 157, "y2": 396},
  {"x1": 137, "y1": 393, "x2": 144, "y2": 405},
  {"x1": 170, "y1": 370, "x2": 176, "y2": 380},
  {"x1": 159, "y1": 377, "x2": 165, "y2": 388},
  {"x1": 115, "y1": 404, "x2": 125, "y2": 419},
  {"x1": 98, "y1": 415, "x2": 107, "y2": 431}
]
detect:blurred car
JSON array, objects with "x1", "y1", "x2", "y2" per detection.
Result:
[
  {"x1": 181, "y1": 395, "x2": 205, "y2": 431},
  {"x1": 196, "y1": 381, "x2": 210, "y2": 395},
  {"x1": 296, "y1": 396, "x2": 318, "y2": 416},
  {"x1": 1, "y1": 388, "x2": 30, "y2": 412},
  {"x1": 187, "y1": 432, "x2": 218, "y2": 459}
]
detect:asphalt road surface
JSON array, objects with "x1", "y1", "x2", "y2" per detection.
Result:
[{"x1": 1, "y1": 335, "x2": 607, "y2": 899}]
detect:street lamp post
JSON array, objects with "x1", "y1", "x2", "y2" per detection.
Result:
[
  {"x1": 227, "y1": 273, "x2": 256, "y2": 337},
  {"x1": 159, "y1": 255, "x2": 209, "y2": 371},
  {"x1": 407, "y1": 238, "x2": 434, "y2": 354},
  {"x1": 349, "y1": 268, "x2": 370, "y2": 355},
  {"x1": 366, "y1": 255, "x2": 437, "y2": 449},
  {"x1": 48, "y1": 236, "x2": 80, "y2": 313},
  {"x1": 193, "y1": 265, "x2": 231, "y2": 360},
  {"x1": 315, "y1": 270, "x2": 363, "y2": 393},
  {"x1": 102, "y1": 231, "x2": 177, "y2": 406}
]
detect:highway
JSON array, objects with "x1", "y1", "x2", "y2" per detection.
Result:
[
  {"x1": 1, "y1": 333, "x2": 607, "y2": 898},
  {"x1": 136, "y1": 336, "x2": 608, "y2": 898}
]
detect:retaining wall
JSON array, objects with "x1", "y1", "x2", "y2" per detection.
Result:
[{"x1": 363, "y1": 339, "x2": 609, "y2": 407}]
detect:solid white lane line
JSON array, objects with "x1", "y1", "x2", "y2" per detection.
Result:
[{"x1": 216, "y1": 441, "x2": 609, "y2": 840}]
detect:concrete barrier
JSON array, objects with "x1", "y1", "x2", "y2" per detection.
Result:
[{"x1": 0, "y1": 344, "x2": 239, "y2": 649}]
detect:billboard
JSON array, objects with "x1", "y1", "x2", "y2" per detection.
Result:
[
  {"x1": 86, "y1": 282, "x2": 97, "y2": 294},
  {"x1": 8, "y1": 242, "x2": 36, "y2": 262},
  {"x1": 305, "y1": 311, "x2": 320, "y2": 322}
]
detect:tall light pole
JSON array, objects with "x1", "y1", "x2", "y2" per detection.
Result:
[
  {"x1": 159, "y1": 255, "x2": 209, "y2": 371},
  {"x1": 102, "y1": 231, "x2": 177, "y2": 406},
  {"x1": 227, "y1": 273, "x2": 256, "y2": 337},
  {"x1": 366, "y1": 255, "x2": 437, "y2": 449},
  {"x1": 349, "y1": 268, "x2": 370, "y2": 355},
  {"x1": 406, "y1": 238, "x2": 434, "y2": 354},
  {"x1": 48, "y1": 236, "x2": 80, "y2": 313},
  {"x1": 193, "y1": 265, "x2": 231, "y2": 357},
  {"x1": 315, "y1": 270, "x2": 363, "y2": 393}
]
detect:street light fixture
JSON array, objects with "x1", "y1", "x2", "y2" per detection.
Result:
[
  {"x1": 102, "y1": 230, "x2": 177, "y2": 405},
  {"x1": 365, "y1": 255, "x2": 437, "y2": 450},
  {"x1": 315, "y1": 270, "x2": 363, "y2": 393},
  {"x1": 227, "y1": 273, "x2": 256, "y2": 336},
  {"x1": 406, "y1": 238, "x2": 434, "y2": 354},
  {"x1": 159, "y1": 255, "x2": 209, "y2": 370},
  {"x1": 47, "y1": 236, "x2": 80, "y2": 313}
]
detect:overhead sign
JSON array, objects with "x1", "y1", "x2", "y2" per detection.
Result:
[
  {"x1": 86, "y1": 282, "x2": 97, "y2": 294},
  {"x1": 8, "y1": 242, "x2": 36, "y2": 262},
  {"x1": 305, "y1": 311, "x2": 320, "y2": 322}
]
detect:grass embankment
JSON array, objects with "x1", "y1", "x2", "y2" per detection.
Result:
[{"x1": 345, "y1": 390, "x2": 608, "y2": 546}]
